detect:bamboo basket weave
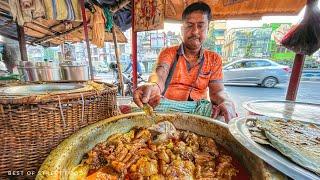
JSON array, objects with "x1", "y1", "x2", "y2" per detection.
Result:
[{"x1": 0, "y1": 81, "x2": 118, "y2": 179}]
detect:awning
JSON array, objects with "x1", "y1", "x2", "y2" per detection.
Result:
[{"x1": 165, "y1": 0, "x2": 307, "y2": 21}]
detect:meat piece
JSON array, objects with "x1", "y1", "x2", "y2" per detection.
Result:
[
  {"x1": 125, "y1": 155, "x2": 140, "y2": 169},
  {"x1": 122, "y1": 152, "x2": 133, "y2": 163},
  {"x1": 126, "y1": 172, "x2": 143, "y2": 180},
  {"x1": 214, "y1": 155, "x2": 238, "y2": 179},
  {"x1": 135, "y1": 129, "x2": 151, "y2": 139},
  {"x1": 199, "y1": 137, "x2": 219, "y2": 157},
  {"x1": 194, "y1": 152, "x2": 213, "y2": 165},
  {"x1": 117, "y1": 148, "x2": 129, "y2": 162},
  {"x1": 158, "y1": 150, "x2": 170, "y2": 163},
  {"x1": 111, "y1": 161, "x2": 126, "y2": 173}
]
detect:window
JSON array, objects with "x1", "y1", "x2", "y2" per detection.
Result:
[
  {"x1": 214, "y1": 29, "x2": 225, "y2": 37},
  {"x1": 255, "y1": 60, "x2": 272, "y2": 67},
  {"x1": 244, "y1": 60, "x2": 271, "y2": 68},
  {"x1": 233, "y1": 62, "x2": 246, "y2": 69}
]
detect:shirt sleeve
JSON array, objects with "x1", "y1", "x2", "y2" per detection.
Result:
[
  {"x1": 209, "y1": 53, "x2": 223, "y2": 83},
  {"x1": 156, "y1": 47, "x2": 176, "y2": 66}
]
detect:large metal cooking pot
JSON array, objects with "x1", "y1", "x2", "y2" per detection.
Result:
[
  {"x1": 35, "y1": 62, "x2": 61, "y2": 81},
  {"x1": 36, "y1": 113, "x2": 284, "y2": 180},
  {"x1": 60, "y1": 61, "x2": 89, "y2": 81},
  {"x1": 18, "y1": 61, "x2": 39, "y2": 81}
]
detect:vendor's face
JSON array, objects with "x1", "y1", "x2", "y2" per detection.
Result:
[{"x1": 181, "y1": 11, "x2": 209, "y2": 51}]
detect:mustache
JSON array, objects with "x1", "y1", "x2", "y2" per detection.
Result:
[{"x1": 188, "y1": 36, "x2": 200, "y2": 40}]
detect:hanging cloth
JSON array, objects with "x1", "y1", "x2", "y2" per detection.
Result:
[
  {"x1": 103, "y1": 7, "x2": 113, "y2": 32},
  {"x1": 9, "y1": 0, "x2": 45, "y2": 25},
  {"x1": 91, "y1": 5, "x2": 106, "y2": 48}
]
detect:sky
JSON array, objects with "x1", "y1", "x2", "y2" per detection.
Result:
[{"x1": 164, "y1": 1, "x2": 320, "y2": 33}]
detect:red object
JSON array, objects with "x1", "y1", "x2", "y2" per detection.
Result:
[
  {"x1": 282, "y1": 67, "x2": 292, "y2": 73},
  {"x1": 286, "y1": 54, "x2": 305, "y2": 101},
  {"x1": 131, "y1": 0, "x2": 138, "y2": 90},
  {"x1": 80, "y1": 0, "x2": 94, "y2": 80}
]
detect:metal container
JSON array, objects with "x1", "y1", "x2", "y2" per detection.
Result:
[
  {"x1": 60, "y1": 61, "x2": 89, "y2": 81},
  {"x1": 243, "y1": 100, "x2": 320, "y2": 125},
  {"x1": 229, "y1": 116, "x2": 320, "y2": 179},
  {"x1": 35, "y1": 62, "x2": 61, "y2": 81},
  {"x1": 18, "y1": 61, "x2": 39, "y2": 81},
  {"x1": 37, "y1": 113, "x2": 285, "y2": 180}
]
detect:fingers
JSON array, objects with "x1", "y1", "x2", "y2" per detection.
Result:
[
  {"x1": 149, "y1": 95, "x2": 161, "y2": 108},
  {"x1": 133, "y1": 88, "x2": 144, "y2": 108},
  {"x1": 223, "y1": 111, "x2": 232, "y2": 123},
  {"x1": 212, "y1": 106, "x2": 220, "y2": 119},
  {"x1": 142, "y1": 86, "x2": 152, "y2": 104},
  {"x1": 133, "y1": 84, "x2": 160, "y2": 108}
]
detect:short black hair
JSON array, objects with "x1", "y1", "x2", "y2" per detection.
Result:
[{"x1": 182, "y1": 2, "x2": 212, "y2": 21}]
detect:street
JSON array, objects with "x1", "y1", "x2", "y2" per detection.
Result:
[
  {"x1": 96, "y1": 72, "x2": 320, "y2": 116},
  {"x1": 225, "y1": 81, "x2": 320, "y2": 116}
]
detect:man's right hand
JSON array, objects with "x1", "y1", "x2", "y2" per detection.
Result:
[{"x1": 133, "y1": 83, "x2": 161, "y2": 108}]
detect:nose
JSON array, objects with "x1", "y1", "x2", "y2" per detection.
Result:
[{"x1": 192, "y1": 25, "x2": 200, "y2": 35}]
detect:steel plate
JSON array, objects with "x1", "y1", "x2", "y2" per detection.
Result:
[
  {"x1": 229, "y1": 116, "x2": 320, "y2": 180},
  {"x1": 0, "y1": 83, "x2": 85, "y2": 96},
  {"x1": 243, "y1": 100, "x2": 320, "y2": 125}
]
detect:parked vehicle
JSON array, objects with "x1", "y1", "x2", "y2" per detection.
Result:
[
  {"x1": 223, "y1": 59, "x2": 291, "y2": 88},
  {"x1": 109, "y1": 62, "x2": 146, "y2": 96}
]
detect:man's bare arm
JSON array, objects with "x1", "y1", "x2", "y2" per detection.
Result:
[
  {"x1": 148, "y1": 62, "x2": 170, "y2": 94},
  {"x1": 208, "y1": 82, "x2": 231, "y2": 105}
]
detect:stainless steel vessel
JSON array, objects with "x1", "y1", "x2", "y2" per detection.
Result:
[
  {"x1": 60, "y1": 61, "x2": 89, "y2": 81},
  {"x1": 18, "y1": 61, "x2": 39, "y2": 81},
  {"x1": 35, "y1": 62, "x2": 61, "y2": 81}
]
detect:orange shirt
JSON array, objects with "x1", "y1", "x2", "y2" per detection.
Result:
[{"x1": 157, "y1": 44, "x2": 223, "y2": 101}]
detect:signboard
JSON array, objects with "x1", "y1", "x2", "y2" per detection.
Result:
[{"x1": 134, "y1": 0, "x2": 164, "y2": 32}]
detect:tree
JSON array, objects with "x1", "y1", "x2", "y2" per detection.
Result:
[
  {"x1": 244, "y1": 31, "x2": 254, "y2": 58},
  {"x1": 203, "y1": 25, "x2": 215, "y2": 51}
]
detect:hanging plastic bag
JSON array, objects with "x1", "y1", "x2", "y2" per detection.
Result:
[{"x1": 281, "y1": 0, "x2": 320, "y2": 55}]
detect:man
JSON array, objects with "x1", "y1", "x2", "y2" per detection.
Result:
[
  {"x1": 133, "y1": 2, "x2": 237, "y2": 122},
  {"x1": 124, "y1": 54, "x2": 143, "y2": 76}
]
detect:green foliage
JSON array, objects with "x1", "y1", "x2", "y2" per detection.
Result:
[{"x1": 203, "y1": 27, "x2": 215, "y2": 51}]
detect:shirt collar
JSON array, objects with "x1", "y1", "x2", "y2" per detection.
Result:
[
  {"x1": 178, "y1": 43, "x2": 204, "y2": 62},
  {"x1": 178, "y1": 43, "x2": 204, "y2": 59}
]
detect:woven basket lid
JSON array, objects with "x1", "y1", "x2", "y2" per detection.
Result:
[{"x1": 0, "y1": 83, "x2": 85, "y2": 96}]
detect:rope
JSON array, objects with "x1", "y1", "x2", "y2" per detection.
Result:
[
  {"x1": 81, "y1": 93, "x2": 85, "y2": 122},
  {"x1": 58, "y1": 95, "x2": 66, "y2": 128}
]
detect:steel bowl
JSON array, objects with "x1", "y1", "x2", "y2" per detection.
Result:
[{"x1": 36, "y1": 112, "x2": 285, "y2": 180}]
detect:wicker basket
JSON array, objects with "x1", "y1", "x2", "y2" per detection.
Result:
[{"x1": 0, "y1": 81, "x2": 118, "y2": 179}]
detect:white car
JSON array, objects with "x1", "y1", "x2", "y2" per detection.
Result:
[{"x1": 223, "y1": 59, "x2": 291, "y2": 88}]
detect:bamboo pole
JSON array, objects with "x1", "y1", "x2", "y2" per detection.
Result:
[
  {"x1": 17, "y1": 23, "x2": 28, "y2": 61},
  {"x1": 112, "y1": 27, "x2": 125, "y2": 96},
  {"x1": 131, "y1": 0, "x2": 138, "y2": 90},
  {"x1": 80, "y1": 0, "x2": 94, "y2": 80}
]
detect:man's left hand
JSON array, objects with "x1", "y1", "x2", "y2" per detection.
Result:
[{"x1": 212, "y1": 101, "x2": 237, "y2": 123}]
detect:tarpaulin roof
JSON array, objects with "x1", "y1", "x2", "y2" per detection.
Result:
[
  {"x1": 0, "y1": 0, "x2": 308, "y2": 44},
  {"x1": 166, "y1": 0, "x2": 307, "y2": 20},
  {"x1": 95, "y1": 0, "x2": 307, "y2": 31},
  {"x1": 0, "y1": 1, "x2": 127, "y2": 46}
]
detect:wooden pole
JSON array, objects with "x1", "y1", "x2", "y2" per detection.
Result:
[
  {"x1": 80, "y1": 0, "x2": 94, "y2": 80},
  {"x1": 286, "y1": 53, "x2": 305, "y2": 101},
  {"x1": 131, "y1": 0, "x2": 138, "y2": 90},
  {"x1": 112, "y1": 27, "x2": 125, "y2": 96},
  {"x1": 17, "y1": 24, "x2": 28, "y2": 61}
]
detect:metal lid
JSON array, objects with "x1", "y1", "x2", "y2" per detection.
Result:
[
  {"x1": 0, "y1": 83, "x2": 85, "y2": 96},
  {"x1": 18, "y1": 61, "x2": 35, "y2": 67},
  {"x1": 59, "y1": 61, "x2": 88, "y2": 67},
  {"x1": 35, "y1": 62, "x2": 59, "y2": 68},
  {"x1": 243, "y1": 100, "x2": 320, "y2": 125}
]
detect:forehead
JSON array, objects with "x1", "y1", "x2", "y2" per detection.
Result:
[{"x1": 183, "y1": 10, "x2": 209, "y2": 23}]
